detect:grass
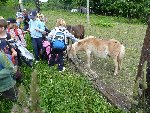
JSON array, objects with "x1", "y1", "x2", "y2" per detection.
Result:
[
  {"x1": 44, "y1": 10, "x2": 146, "y2": 100},
  {"x1": 0, "y1": 8, "x2": 149, "y2": 113}
]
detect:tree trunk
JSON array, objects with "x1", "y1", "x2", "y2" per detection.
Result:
[
  {"x1": 146, "y1": 61, "x2": 150, "y2": 104},
  {"x1": 34, "y1": 0, "x2": 40, "y2": 13},
  {"x1": 19, "y1": 0, "x2": 24, "y2": 12}
]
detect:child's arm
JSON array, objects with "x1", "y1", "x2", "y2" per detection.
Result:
[
  {"x1": 46, "y1": 29, "x2": 55, "y2": 41},
  {"x1": 11, "y1": 48, "x2": 17, "y2": 56},
  {"x1": 6, "y1": 39, "x2": 17, "y2": 56}
]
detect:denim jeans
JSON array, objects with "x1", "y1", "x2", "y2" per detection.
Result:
[
  {"x1": 49, "y1": 48, "x2": 64, "y2": 71},
  {"x1": 32, "y1": 37, "x2": 42, "y2": 61}
]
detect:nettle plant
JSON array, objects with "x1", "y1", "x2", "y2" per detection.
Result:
[{"x1": 11, "y1": 70, "x2": 44, "y2": 113}]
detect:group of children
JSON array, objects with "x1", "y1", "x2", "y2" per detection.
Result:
[
  {"x1": 0, "y1": 17, "x2": 20, "y2": 100},
  {"x1": 0, "y1": 9, "x2": 79, "y2": 100}
]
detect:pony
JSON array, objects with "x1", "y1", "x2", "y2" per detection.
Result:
[
  {"x1": 67, "y1": 36, "x2": 125, "y2": 75},
  {"x1": 66, "y1": 24, "x2": 85, "y2": 39}
]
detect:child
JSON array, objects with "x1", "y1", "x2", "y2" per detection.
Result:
[
  {"x1": 0, "y1": 19, "x2": 22, "y2": 81},
  {"x1": 37, "y1": 13, "x2": 50, "y2": 40},
  {"x1": 7, "y1": 18, "x2": 27, "y2": 47},
  {"x1": 0, "y1": 19, "x2": 17, "y2": 57},
  {"x1": 47, "y1": 18, "x2": 78, "y2": 72},
  {"x1": 16, "y1": 12, "x2": 24, "y2": 28},
  {"x1": 28, "y1": 10, "x2": 45, "y2": 63}
]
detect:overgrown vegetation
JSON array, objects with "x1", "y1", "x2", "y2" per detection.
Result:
[
  {"x1": 1, "y1": 0, "x2": 150, "y2": 21},
  {"x1": 11, "y1": 70, "x2": 43, "y2": 113},
  {"x1": 25, "y1": 0, "x2": 150, "y2": 21}
]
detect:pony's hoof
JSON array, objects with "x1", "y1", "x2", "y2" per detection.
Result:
[{"x1": 114, "y1": 73, "x2": 118, "y2": 75}]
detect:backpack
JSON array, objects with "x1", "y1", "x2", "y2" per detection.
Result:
[{"x1": 51, "y1": 29, "x2": 66, "y2": 50}]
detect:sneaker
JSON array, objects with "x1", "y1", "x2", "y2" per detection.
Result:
[{"x1": 59, "y1": 67, "x2": 66, "y2": 72}]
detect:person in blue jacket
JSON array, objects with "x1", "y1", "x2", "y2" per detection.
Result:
[{"x1": 28, "y1": 10, "x2": 45, "y2": 63}]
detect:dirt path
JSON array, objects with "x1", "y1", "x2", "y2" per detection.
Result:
[{"x1": 68, "y1": 57, "x2": 137, "y2": 112}]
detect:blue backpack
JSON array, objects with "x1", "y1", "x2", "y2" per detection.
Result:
[{"x1": 51, "y1": 29, "x2": 66, "y2": 50}]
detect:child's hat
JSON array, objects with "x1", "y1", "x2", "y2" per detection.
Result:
[
  {"x1": 28, "y1": 10, "x2": 37, "y2": 19},
  {"x1": 7, "y1": 18, "x2": 17, "y2": 23},
  {"x1": 16, "y1": 12, "x2": 23, "y2": 18}
]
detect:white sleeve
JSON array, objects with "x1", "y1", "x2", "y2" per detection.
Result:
[
  {"x1": 65, "y1": 30, "x2": 79, "y2": 42},
  {"x1": 47, "y1": 29, "x2": 56, "y2": 41}
]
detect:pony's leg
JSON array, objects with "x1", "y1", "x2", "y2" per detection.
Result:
[
  {"x1": 113, "y1": 56, "x2": 119, "y2": 75},
  {"x1": 118, "y1": 57, "x2": 122, "y2": 71},
  {"x1": 86, "y1": 50, "x2": 91, "y2": 68},
  {"x1": 67, "y1": 46, "x2": 80, "y2": 65}
]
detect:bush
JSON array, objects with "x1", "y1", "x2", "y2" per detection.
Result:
[
  {"x1": 90, "y1": 0, "x2": 150, "y2": 21},
  {"x1": 40, "y1": 0, "x2": 150, "y2": 21}
]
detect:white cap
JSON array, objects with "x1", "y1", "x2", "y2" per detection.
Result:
[{"x1": 16, "y1": 12, "x2": 23, "y2": 18}]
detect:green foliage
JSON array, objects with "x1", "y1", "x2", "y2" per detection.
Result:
[
  {"x1": 17, "y1": 84, "x2": 28, "y2": 108},
  {"x1": 0, "y1": 99, "x2": 13, "y2": 113},
  {"x1": 11, "y1": 84, "x2": 28, "y2": 113},
  {"x1": 39, "y1": 70, "x2": 124, "y2": 113},
  {"x1": 0, "y1": 0, "x2": 6, "y2": 2},
  {"x1": 5, "y1": 0, "x2": 18, "y2": 8},
  {"x1": 0, "y1": 2, "x2": 16, "y2": 19},
  {"x1": 30, "y1": 70, "x2": 42, "y2": 113},
  {"x1": 39, "y1": 0, "x2": 85, "y2": 10},
  {"x1": 0, "y1": 0, "x2": 17, "y2": 19},
  {"x1": 11, "y1": 70, "x2": 43, "y2": 113},
  {"x1": 39, "y1": 0, "x2": 150, "y2": 21},
  {"x1": 0, "y1": 1, "x2": 4, "y2": 7},
  {"x1": 90, "y1": 0, "x2": 150, "y2": 20}
]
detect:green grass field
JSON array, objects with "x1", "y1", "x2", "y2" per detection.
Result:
[
  {"x1": 44, "y1": 10, "x2": 146, "y2": 104},
  {"x1": 0, "y1": 8, "x2": 148, "y2": 113}
]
